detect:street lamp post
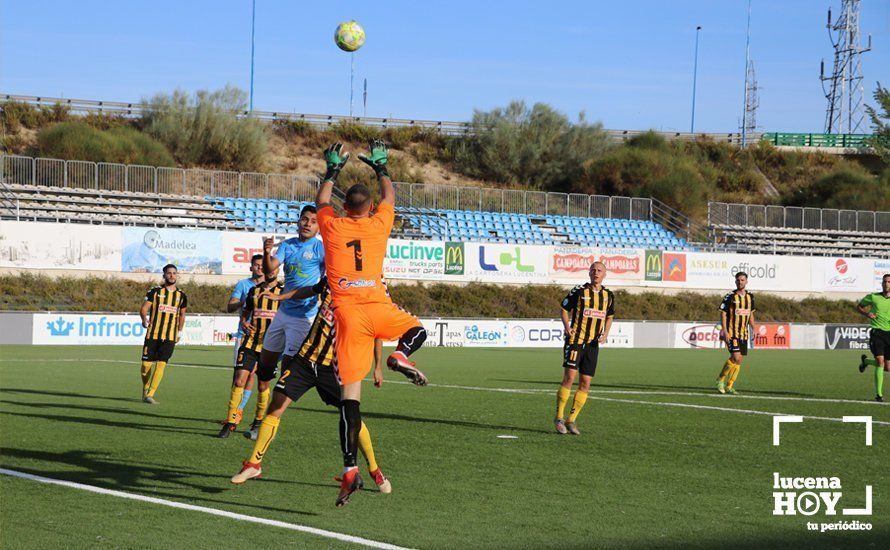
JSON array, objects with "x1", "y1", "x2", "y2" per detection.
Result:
[
  {"x1": 691, "y1": 25, "x2": 702, "y2": 133},
  {"x1": 249, "y1": 0, "x2": 256, "y2": 113}
]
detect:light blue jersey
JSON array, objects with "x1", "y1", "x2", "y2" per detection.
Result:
[
  {"x1": 275, "y1": 237, "x2": 325, "y2": 318},
  {"x1": 230, "y1": 277, "x2": 257, "y2": 337}
]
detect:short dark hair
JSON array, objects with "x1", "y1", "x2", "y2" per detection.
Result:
[
  {"x1": 251, "y1": 254, "x2": 263, "y2": 263},
  {"x1": 300, "y1": 204, "x2": 317, "y2": 217},
  {"x1": 344, "y1": 184, "x2": 371, "y2": 211},
  {"x1": 735, "y1": 272, "x2": 748, "y2": 279},
  {"x1": 162, "y1": 264, "x2": 177, "y2": 273}
]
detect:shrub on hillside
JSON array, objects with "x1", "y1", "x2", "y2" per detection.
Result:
[
  {"x1": 784, "y1": 168, "x2": 890, "y2": 211},
  {"x1": 34, "y1": 122, "x2": 175, "y2": 166},
  {"x1": 1, "y1": 100, "x2": 70, "y2": 133},
  {"x1": 450, "y1": 101, "x2": 609, "y2": 191},
  {"x1": 139, "y1": 86, "x2": 268, "y2": 171}
]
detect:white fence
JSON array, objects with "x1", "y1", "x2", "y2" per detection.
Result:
[
  {"x1": 709, "y1": 201, "x2": 890, "y2": 233},
  {"x1": 1, "y1": 153, "x2": 653, "y2": 219}
]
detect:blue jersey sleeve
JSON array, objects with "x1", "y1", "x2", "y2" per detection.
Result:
[{"x1": 275, "y1": 240, "x2": 290, "y2": 264}]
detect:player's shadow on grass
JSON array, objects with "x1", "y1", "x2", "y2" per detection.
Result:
[
  {"x1": 0, "y1": 387, "x2": 139, "y2": 404},
  {"x1": 0, "y1": 409, "x2": 218, "y2": 437},
  {"x1": 1, "y1": 448, "x2": 319, "y2": 517},
  {"x1": 0, "y1": 398, "x2": 215, "y2": 425},
  {"x1": 300, "y1": 406, "x2": 550, "y2": 435},
  {"x1": 491, "y1": 379, "x2": 816, "y2": 397}
]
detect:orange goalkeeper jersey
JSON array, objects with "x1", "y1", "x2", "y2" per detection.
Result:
[{"x1": 317, "y1": 201, "x2": 394, "y2": 306}]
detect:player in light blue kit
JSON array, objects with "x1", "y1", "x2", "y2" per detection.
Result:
[
  {"x1": 224, "y1": 253, "x2": 264, "y2": 422},
  {"x1": 245, "y1": 205, "x2": 325, "y2": 439}
]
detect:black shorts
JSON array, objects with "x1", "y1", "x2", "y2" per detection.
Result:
[
  {"x1": 727, "y1": 337, "x2": 749, "y2": 356},
  {"x1": 255, "y1": 351, "x2": 278, "y2": 383},
  {"x1": 142, "y1": 339, "x2": 175, "y2": 362},
  {"x1": 274, "y1": 355, "x2": 341, "y2": 407},
  {"x1": 870, "y1": 329, "x2": 890, "y2": 358},
  {"x1": 563, "y1": 342, "x2": 600, "y2": 377},
  {"x1": 235, "y1": 347, "x2": 260, "y2": 373}
]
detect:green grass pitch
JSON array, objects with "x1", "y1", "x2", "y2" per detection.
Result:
[{"x1": 0, "y1": 345, "x2": 887, "y2": 548}]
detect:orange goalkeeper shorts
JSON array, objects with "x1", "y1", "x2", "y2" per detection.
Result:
[{"x1": 333, "y1": 302, "x2": 422, "y2": 385}]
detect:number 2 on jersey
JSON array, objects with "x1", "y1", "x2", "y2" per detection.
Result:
[{"x1": 346, "y1": 240, "x2": 363, "y2": 271}]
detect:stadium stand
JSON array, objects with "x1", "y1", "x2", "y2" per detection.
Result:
[
  {"x1": 3, "y1": 183, "x2": 241, "y2": 230},
  {"x1": 708, "y1": 202, "x2": 890, "y2": 258}
]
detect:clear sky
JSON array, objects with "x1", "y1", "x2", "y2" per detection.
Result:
[{"x1": 1, "y1": 0, "x2": 887, "y2": 133}]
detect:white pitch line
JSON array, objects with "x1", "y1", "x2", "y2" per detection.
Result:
[
  {"x1": 0, "y1": 468, "x2": 411, "y2": 550},
  {"x1": 581, "y1": 395, "x2": 890, "y2": 426},
  {"x1": 4, "y1": 357, "x2": 887, "y2": 414}
]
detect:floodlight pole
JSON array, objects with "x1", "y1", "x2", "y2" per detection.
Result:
[
  {"x1": 741, "y1": 0, "x2": 752, "y2": 147},
  {"x1": 249, "y1": 0, "x2": 256, "y2": 113},
  {"x1": 691, "y1": 25, "x2": 702, "y2": 133}
]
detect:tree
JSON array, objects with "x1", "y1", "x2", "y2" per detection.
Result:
[{"x1": 865, "y1": 82, "x2": 890, "y2": 162}]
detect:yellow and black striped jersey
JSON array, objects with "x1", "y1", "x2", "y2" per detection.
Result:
[
  {"x1": 720, "y1": 291, "x2": 755, "y2": 340},
  {"x1": 562, "y1": 284, "x2": 615, "y2": 345},
  {"x1": 241, "y1": 282, "x2": 284, "y2": 353},
  {"x1": 297, "y1": 286, "x2": 335, "y2": 367},
  {"x1": 144, "y1": 286, "x2": 188, "y2": 342}
]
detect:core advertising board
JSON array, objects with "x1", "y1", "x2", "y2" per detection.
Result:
[{"x1": 416, "y1": 319, "x2": 635, "y2": 348}]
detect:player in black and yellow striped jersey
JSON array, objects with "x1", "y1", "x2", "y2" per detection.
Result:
[
  {"x1": 232, "y1": 278, "x2": 393, "y2": 494},
  {"x1": 138, "y1": 264, "x2": 188, "y2": 404},
  {"x1": 217, "y1": 268, "x2": 283, "y2": 438},
  {"x1": 716, "y1": 272, "x2": 757, "y2": 395},
  {"x1": 554, "y1": 261, "x2": 615, "y2": 435}
]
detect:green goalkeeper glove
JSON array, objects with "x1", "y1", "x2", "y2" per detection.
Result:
[
  {"x1": 358, "y1": 139, "x2": 390, "y2": 178},
  {"x1": 323, "y1": 143, "x2": 349, "y2": 182}
]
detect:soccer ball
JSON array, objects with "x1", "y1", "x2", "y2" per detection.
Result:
[{"x1": 334, "y1": 21, "x2": 366, "y2": 52}]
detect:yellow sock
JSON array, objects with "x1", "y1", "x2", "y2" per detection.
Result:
[
  {"x1": 358, "y1": 421, "x2": 379, "y2": 472},
  {"x1": 226, "y1": 386, "x2": 245, "y2": 424},
  {"x1": 255, "y1": 388, "x2": 270, "y2": 421},
  {"x1": 727, "y1": 363, "x2": 741, "y2": 389},
  {"x1": 556, "y1": 386, "x2": 571, "y2": 420},
  {"x1": 249, "y1": 415, "x2": 280, "y2": 464},
  {"x1": 146, "y1": 361, "x2": 166, "y2": 397},
  {"x1": 567, "y1": 390, "x2": 589, "y2": 423},
  {"x1": 141, "y1": 361, "x2": 154, "y2": 391},
  {"x1": 717, "y1": 360, "x2": 733, "y2": 382}
]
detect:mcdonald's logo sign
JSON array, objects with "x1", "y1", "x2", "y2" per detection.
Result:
[
  {"x1": 645, "y1": 250, "x2": 663, "y2": 281},
  {"x1": 444, "y1": 242, "x2": 465, "y2": 275}
]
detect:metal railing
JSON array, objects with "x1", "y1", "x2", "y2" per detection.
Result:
[
  {"x1": 1, "y1": 153, "x2": 665, "y2": 222},
  {"x1": 1, "y1": 154, "x2": 320, "y2": 202},
  {"x1": 708, "y1": 201, "x2": 890, "y2": 233},
  {"x1": 3, "y1": 93, "x2": 755, "y2": 144},
  {"x1": 391, "y1": 182, "x2": 653, "y2": 220},
  {"x1": 760, "y1": 132, "x2": 880, "y2": 149}
]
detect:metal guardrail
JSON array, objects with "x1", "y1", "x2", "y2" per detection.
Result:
[
  {"x1": 0, "y1": 154, "x2": 668, "y2": 224},
  {"x1": 708, "y1": 201, "x2": 890, "y2": 233},
  {"x1": 2, "y1": 93, "x2": 755, "y2": 144},
  {"x1": 760, "y1": 132, "x2": 879, "y2": 149}
]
